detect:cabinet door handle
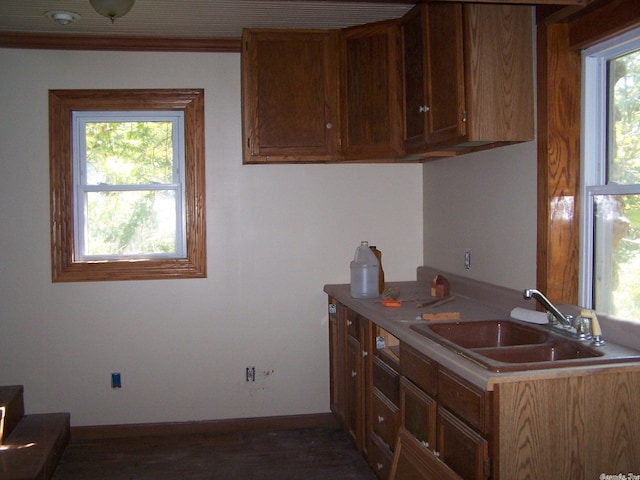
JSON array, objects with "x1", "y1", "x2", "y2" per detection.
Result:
[
  {"x1": 419, "y1": 105, "x2": 430, "y2": 113},
  {"x1": 377, "y1": 415, "x2": 385, "y2": 423},
  {"x1": 351, "y1": 370, "x2": 357, "y2": 377},
  {"x1": 376, "y1": 463, "x2": 384, "y2": 471},
  {"x1": 362, "y1": 351, "x2": 368, "y2": 358},
  {"x1": 434, "y1": 451, "x2": 440, "y2": 458},
  {"x1": 347, "y1": 320, "x2": 353, "y2": 326},
  {"x1": 326, "y1": 123, "x2": 333, "y2": 129},
  {"x1": 420, "y1": 440, "x2": 429, "y2": 448}
]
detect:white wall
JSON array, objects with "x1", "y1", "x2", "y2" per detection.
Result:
[
  {"x1": 0, "y1": 48, "x2": 423, "y2": 426},
  {"x1": 422, "y1": 141, "x2": 538, "y2": 290}
]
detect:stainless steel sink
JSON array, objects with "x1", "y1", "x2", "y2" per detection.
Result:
[{"x1": 410, "y1": 319, "x2": 640, "y2": 372}]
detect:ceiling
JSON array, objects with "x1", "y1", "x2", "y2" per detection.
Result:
[{"x1": 0, "y1": 0, "x2": 417, "y2": 39}]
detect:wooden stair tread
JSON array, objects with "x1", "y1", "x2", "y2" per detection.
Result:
[
  {"x1": 0, "y1": 386, "x2": 25, "y2": 443},
  {"x1": 0, "y1": 413, "x2": 70, "y2": 480}
]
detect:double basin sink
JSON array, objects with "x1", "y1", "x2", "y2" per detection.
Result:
[{"x1": 410, "y1": 319, "x2": 640, "y2": 372}]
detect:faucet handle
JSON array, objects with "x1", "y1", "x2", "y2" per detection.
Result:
[{"x1": 580, "y1": 309, "x2": 605, "y2": 346}]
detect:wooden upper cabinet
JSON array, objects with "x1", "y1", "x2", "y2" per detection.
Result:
[
  {"x1": 241, "y1": 3, "x2": 534, "y2": 164},
  {"x1": 241, "y1": 29, "x2": 339, "y2": 163},
  {"x1": 402, "y1": 3, "x2": 534, "y2": 157},
  {"x1": 340, "y1": 20, "x2": 404, "y2": 160}
]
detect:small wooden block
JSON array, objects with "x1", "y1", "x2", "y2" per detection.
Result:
[
  {"x1": 421, "y1": 312, "x2": 460, "y2": 321},
  {"x1": 430, "y1": 274, "x2": 450, "y2": 298}
]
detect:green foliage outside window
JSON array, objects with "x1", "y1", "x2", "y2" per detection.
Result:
[
  {"x1": 607, "y1": 50, "x2": 640, "y2": 319},
  {"x1": 82, "y1": 120, "x2": 179, "y2": 257}
]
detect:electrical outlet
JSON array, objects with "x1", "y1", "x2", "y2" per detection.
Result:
[
  {"x1": 464, "y1": 248, "x2": 471, "y2": 270},
  {"x1": 246, "y1": 366, "x2": 255, "y2": 382}
]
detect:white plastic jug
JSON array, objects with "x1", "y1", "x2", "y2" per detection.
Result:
[{"x1": 350, "y1": 241, "x2": 380, "y2": 298}]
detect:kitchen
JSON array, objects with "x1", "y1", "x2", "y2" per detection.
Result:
[{"x1": 0, "y1": 0, "x2": 639, "y2": 478}]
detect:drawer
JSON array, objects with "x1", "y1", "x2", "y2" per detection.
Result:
[
  {"x1": 400, "y1": 342, "x2": 438, "y2": 396},
  {"x1": 372, "y1": 387, "x2": 400, "y2": 449},
  {"x1": 369, "y1": 431, "x2": 393, "y2": 480},
  {"x1": 372, "y1": 355, "x2": 400, "y2": 405},
  {"x1": 437, "y1": 367, "x2": 491, "y2": 434}
]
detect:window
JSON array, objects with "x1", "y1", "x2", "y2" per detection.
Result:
[
  {"x1": 73, "y1": 111, "x2": 186, "y2": 260},
  {"x1": 50, "y1": 89, "x2": 206, "y2": 282},
  {"x1": 581, "y1": 28, "x2": 640, "y2": 320}
]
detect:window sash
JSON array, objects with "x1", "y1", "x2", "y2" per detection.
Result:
[
  {"x1": 581, "y1": 26, "x2": 640, "y2": 311},
  {"x1": 72, "y1": 111, "x2": 186, "y2": 261}
]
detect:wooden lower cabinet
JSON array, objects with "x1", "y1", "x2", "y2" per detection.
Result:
[{"x1": 328, "y1": 298, "x2": 640, "y2": 479}]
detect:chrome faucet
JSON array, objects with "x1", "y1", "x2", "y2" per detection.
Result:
[{"x1": 523, "y1": 288, "x2": 572, "y2": 327}]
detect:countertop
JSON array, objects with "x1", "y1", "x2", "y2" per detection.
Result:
[{"x1": 324, "y1": 278, "x2": 640, "y2": 391}]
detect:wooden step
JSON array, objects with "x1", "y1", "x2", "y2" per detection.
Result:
[
  {"x1": 0, "y1": 413, "x2": 70, "y2": 480},
  {"x1": 0, "y1": 386, "x2": 24, "y2": 443}
]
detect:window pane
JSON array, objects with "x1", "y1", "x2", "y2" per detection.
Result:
[
  {"x1": 608, "y1": 49, "x2": 640, "y2": 184},
  {"x1": 593, "y1": 194, "x2": 640, "y2": 319},
  {"x1": 85, "y1": 190, "x2": 177, "y2": 256},
  {"x1": 85, "y1": 121, "x2": 174, "y2": 185}
]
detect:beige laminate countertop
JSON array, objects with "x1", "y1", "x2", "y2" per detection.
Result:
[{"x1": 324, "y1": 281, "x2": 640, "y2": 391}]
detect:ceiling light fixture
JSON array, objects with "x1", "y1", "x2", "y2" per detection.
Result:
[
  {"x1": 44, "y1": 10, "x2": 81, "y2": 25},
  {"x1": 89, "y1": 0, "x2": 135, "y2": 23}
]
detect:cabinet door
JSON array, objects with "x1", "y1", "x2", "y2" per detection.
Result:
[
  {"x1": 340, "y1": 20, "x2": 403, "y2": 159},
  {"x1": 438, "y1": 407, "x2": 490, "y2": 480},
  {"x1": 242, "y1": 30, "x2": 339, "y2": 163},
  {"x1": 401, "y1": 5, "x2": 428, "y2": 149},
  {"x1": 426, "y1": 2, "x2": 466, "y2": 145},
  {"x1": 390, "y1": 427, "x2": 463, "y2": 480}
]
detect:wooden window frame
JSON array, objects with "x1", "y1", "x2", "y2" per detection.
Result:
[
  {"x1": 49, "y1": 89, "x2": 206, "y2": 282},
  {"x1": 536, "y1": 0, "x2": 640, "y2": 304}
]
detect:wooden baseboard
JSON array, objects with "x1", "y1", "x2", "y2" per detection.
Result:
[{"x1": 71, "y1": 412, "x2": 338, "y2": 441}]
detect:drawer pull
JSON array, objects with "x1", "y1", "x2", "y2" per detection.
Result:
[
  {"x1": 347, "y1": 320, "x2": 353, "y2": 326},
  {"x1": 377, "y1": 463, "x2": 384, "y2": 471},
  {"x1": 362, "y1": 351, "x2": 368, "y2": 358},
  {"x1": 420, "y1": 440, "x2": 430, "y2": 448},
  {"x1": 377, "y1": 415, "x2": 385, "y2": 423},
  {"x1": 351, "y1": 370, "x2": 357, "y2": 378}
]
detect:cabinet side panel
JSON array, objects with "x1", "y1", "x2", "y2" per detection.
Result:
[
  {"x1": 495, "y1": 378, "x2": 585, "y2": 479},
  {"x1": 584, "y1": 371, "x2": 640, "y2": 474},
  {"x1": 464, "y1": 5, "x2": 534, "y2": 142}
]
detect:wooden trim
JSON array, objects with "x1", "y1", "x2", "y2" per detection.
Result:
[
  {"x1": 536, "y1": 0, "x2": 640, "y2": 304},
  {"x1": 49, "y1": 89, "x2": 207, "y2": 282},
  {"x1": 536, "y1": 21, "x2": 581, "y2": 304},
  {"x1": 569, "y1": 0, "x2": 640, "y2": 50},
  {"x1": 70, "y1": 413, "x2": 338, "y2": 440},
  {"x1": 0, "y1": 32, "x2": 241, "y2": 52}
]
